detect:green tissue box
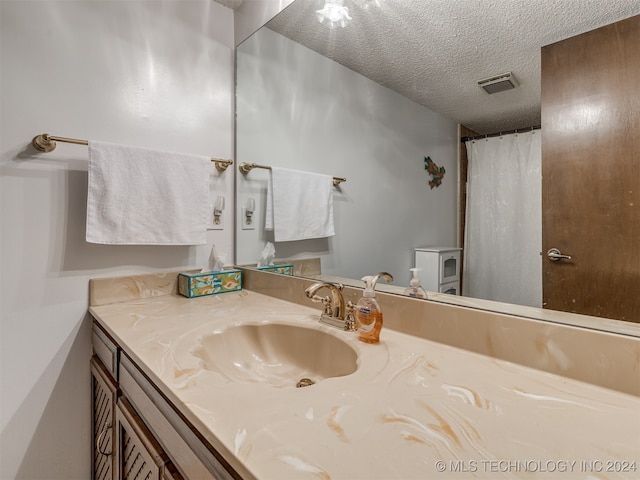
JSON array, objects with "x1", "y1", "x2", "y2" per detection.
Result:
[
  {"x1": 178, "y1": 270, "x2": 242, "y2": 298},
  {"x1": 257, "y1": 264, "x2": 294, "y2": 275}
]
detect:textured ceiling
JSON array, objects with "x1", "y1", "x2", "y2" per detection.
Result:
[{"x1": 266, "y1": 0, "x2": 640, "y2": 134}]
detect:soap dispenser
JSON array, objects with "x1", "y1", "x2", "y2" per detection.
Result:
[
  {"x1": 356, "y1": 272, "x2": 393, "y2": 344},
  {"x1": 403, "y1": 268, "x2": 427, "y2": 299}
]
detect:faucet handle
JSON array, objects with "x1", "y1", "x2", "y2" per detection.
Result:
[
  {"x1": 308, "y1": 294, "x2": 333, "y2": 316},
  {"x1": 344, "y1": 301, "x2": 357, "y2": 331}
]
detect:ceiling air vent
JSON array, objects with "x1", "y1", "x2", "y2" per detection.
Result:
[{"x1": 478, "y1": 72, "x2": 518, "y2": 94}]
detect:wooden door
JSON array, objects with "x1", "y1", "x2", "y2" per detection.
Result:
[{"x1": 541, "y1": 15, "x2": 640, "y2": 322}]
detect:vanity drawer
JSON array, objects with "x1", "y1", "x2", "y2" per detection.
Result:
[{"x1": 92, "y1": 322, "x2": 119, "y2": 380}]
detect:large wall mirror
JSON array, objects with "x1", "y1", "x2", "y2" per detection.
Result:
[{"x1": 235, "y1": 0, "x2": 640, "y2": 335}]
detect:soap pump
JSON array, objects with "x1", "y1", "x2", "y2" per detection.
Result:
[
  {"x1": 403, "y1": 268, "x2": 427, "y2": 299},
  {"x1": 356, "y1": 272, "x2": 393, "y2": 344}
]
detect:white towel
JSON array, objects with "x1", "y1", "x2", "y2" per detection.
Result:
[
  {"x1": 265, "y1": 166, "x2": 335, "y2": 242},
  {"x1": 86, "y1": 140, "x2": 211, "y2": 245}
]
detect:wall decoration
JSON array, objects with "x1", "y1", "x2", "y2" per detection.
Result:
[{"x1": 424, "y1": 156, "x2": 446, "y2": 189}]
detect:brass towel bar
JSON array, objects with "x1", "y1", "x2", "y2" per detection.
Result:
[
  {"x1": 31, "y1": 133, "x2": 234, "y2": 172},
  {"x1": 238, "y1": 162, "x2": 346, "y2": 187}
]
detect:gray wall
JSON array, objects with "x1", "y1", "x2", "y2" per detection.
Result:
[
  {"x1": 0, "y1": 1, "x2": 234, "y2": 477},
  {"x1": 236, "y1": 27, "x2": 459, "y2": 285}
]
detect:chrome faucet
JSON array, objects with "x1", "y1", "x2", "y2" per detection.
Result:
[{"x1": 304, "y1": 281, "x2": 357, "y2": 331}]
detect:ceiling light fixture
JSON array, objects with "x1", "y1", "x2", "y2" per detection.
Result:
[{"x1": 316, "y1": 0, "x2": 352, "y2": 29}]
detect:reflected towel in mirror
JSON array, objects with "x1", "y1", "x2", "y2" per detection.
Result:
[{"x1": 265, "y1": 166, "x2": 335, "y2": 242}]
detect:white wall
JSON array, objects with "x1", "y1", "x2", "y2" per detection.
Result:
[
  {"x1": 236, "y1": 27, "x2": 459, "y2": 286},
  {"x1": 0, "y1": 1, "x2": 234, "y2": 478}
]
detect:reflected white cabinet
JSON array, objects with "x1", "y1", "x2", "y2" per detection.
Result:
[{"x1": 414, "y1": 247, "x2": 462, "y2": 295}]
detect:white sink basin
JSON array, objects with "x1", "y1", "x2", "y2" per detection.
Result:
[{"x1": 191, "y1": 323, "x2": 358, "y2": 388}]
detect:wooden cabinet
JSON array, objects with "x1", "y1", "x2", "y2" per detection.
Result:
[
  {"x1": 92, "y1": 357, "x2": 117, "y2": 480},
  {"x1": 92, "y1": 324, "x2": 183, "y2": 480},
  {"x1": 91, "y1": 321, "x2": 235, "y2": 480}
]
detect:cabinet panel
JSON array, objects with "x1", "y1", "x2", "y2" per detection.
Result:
[
  {"x1": 116, "y1": 398, "x2": 167, "y2": 480},
  {"x1": 92, "y1": 357, "x2": 117, "y2": 480}
]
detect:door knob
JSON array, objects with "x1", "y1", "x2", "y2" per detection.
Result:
[{"x1": 547, "y1": 248, "x2": 572, "y2": 261}]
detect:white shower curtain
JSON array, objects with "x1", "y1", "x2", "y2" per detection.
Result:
[{"x1": 463, "y1": 131, "x2": 541, "y2": 307}]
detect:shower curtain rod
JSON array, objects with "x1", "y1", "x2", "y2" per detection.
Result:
[
  {"x1": 31, "y1": 133, "x2": 234, "y2": 172},
  {"x1": 461, "y1": 125, "x2": 541, "y2": 143}
]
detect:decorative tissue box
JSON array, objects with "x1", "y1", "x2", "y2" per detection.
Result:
[
  {"x1": 257, "y1": 264, "x2": 294, "y2": 275},
  {"x1": 178, "y1": 270, "x2": 242, "y2": 298}
]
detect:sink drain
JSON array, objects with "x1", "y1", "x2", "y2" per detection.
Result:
[{"x1": 296, "y1": 378, "x2": 315, "y2": 388}]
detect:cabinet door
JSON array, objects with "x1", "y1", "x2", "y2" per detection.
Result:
[
  {"x1": 92, "y1": 357, "x2": 117, "y2": 480},
  {"x1": 116, "y1": 398, "x2": 167, "y2": 480},
  {"x1": 439, "y1": 251, "x2": 460, "y2": 284}
]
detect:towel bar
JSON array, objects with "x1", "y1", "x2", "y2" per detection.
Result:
[
  {"x1": 238, "y1": 162, "x2": 346, "y2": 187},
  {"x1": 31, "y1": 133, "x2": 234, "y2": 172}
]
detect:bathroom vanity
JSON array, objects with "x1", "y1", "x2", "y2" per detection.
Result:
[{"x1": 89, "y1": 270, "x2": 640, "y2": 480}]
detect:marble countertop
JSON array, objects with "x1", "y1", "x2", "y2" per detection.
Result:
[{"x1": 90, "y1": 290, "x2": 640, "y2": 479}]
